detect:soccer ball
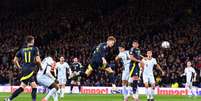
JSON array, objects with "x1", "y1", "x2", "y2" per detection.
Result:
[{"x1": 161, "y1": 41, "x2": 170, "y2": 48}]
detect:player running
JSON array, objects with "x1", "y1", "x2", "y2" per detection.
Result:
[
  {"x1": 129, "y1": 40, "x2": 144, "y2": 101},
  {"x1": 181, "y1": 61, "x2": 197, "y2": 96},
  {"x1": 142, "y1": 50, "x2": 164, "y2": 101},
  {"x1": 69, "y1": 57, "x2": 83, "y2": 93},
  {"x1": 115, "y1": 43, "x2": 132, "y2": 101},
  {"x1": 37, "y1": 50, "x2": 59, "y2": 101},
  {"x1": 56, "y1": 56, "x2": 70, "y2": 98},
  {"x1": 4, "y1": 35, "x2": 42, "y2": 101},
  {"x1": 79, "y1": 36, "x2": 117, "y2": 89}
]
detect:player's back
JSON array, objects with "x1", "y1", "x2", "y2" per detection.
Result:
[
  {"x1": 118, "y1": 50, "x2": 130, "y2": 65},
  {"x1": 16, "y1": 46, "x2": 39, "y2": 71},
  {"x1": 37, "y1": 57, "x2": 54, "y2": 76},
  {"x1": 91, "y1": 43, "x2": 108, "y2": 61}
]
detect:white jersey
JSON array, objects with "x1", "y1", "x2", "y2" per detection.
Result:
[
  {"x1": 142, "y1": 58, "x2": 157, "y2": 76},
  {"x1": 37, "y1": 57, "x2": 55, "y2": 77},
  {"x1": 56, "y1": 62, "x2": 70, "y2": 80},
  {"x1": 184, "y1": 67, "x2": 196, "y2": 83},
  {"x1": 117, "y1": 50, "x2": 131, "y2": 71}
]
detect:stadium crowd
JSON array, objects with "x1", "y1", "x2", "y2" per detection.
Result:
[{"x1": 0, "y1": 1, "x2": 201, "y2": 87}]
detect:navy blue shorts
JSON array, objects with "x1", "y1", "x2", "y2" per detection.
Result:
[{"x1": 129, "y1": 62, "x2": 140, "y2": 78}]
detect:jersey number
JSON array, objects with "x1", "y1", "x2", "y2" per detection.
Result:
[{"x1": 24, "y1": 51, "x2": 31, "y2": 63}]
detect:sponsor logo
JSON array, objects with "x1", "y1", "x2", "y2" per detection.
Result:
[
  {"x1": 157, "y1": 88, "x2": 188, "y2": 95},
  {"x1": 81, "y1": 88, "x2": 109, "y2": 94}
]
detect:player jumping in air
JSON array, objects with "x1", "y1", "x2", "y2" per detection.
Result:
[
  {"x1": 69, "y1": 57, "x2": 83, "y2": 93},
  {"x1": 78, "y1": 36, "x2": 117, "y2": 89},
  {"x1": 56, "y1": 56, "x2": 70, "y2": 98},
  {"x1": 37, "y1": 50, "x2": 59, "y2": 101},
  {"x1": 129, "y1": 40, "x2": 144, "y2": 101},
  {"x1": 142, "y1": 50, "x2": 164, "y2": 101},
  {"x1": 181, "y1": 61, "x2": 197, "y2": 96},
  {"x1": 115, "y1": 43, "x2": 133, "y2": 101},
  {"x1": 5, "y1": 35, "x2": 42, "y2": 101}
]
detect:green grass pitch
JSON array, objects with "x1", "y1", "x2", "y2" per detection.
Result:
[{"x1": 0, "y1": 93, "x2": 200, "y2": 101}]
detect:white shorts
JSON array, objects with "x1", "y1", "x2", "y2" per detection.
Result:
[
  {"x1": 37, "y1": 75, "x2": 55, "y2": 87},
  {"x1": 128, "y1": 77, "x2": 133, "y2": 83},
  {"x1": 186, "y1": 78, "x2": 193, "y2": 87},
  {"x1": 58, "y1": 78, "x2": 67, "y2": 85},
  {"x1": 122, "y1": 70, "x2": 129, "y2": 81},
  {"x1": 143, "y1": 74, "x2": 155, "y2": 84}
]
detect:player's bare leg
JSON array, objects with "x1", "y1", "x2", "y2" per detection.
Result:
[{"x1": 30, "y1": 82, "x2": 38, "y2": 101}]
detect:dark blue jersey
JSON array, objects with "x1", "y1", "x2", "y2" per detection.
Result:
[
  {"x1": 71, "y1": 62, "x2": 83, "y2": 72},
  {"x1": 129, "y1": 48, "x2": 142, "y2": 63},
  {"x1": 91, "y1": 43, "x2": 109, "y2": 62},
  {"x1": 16, "y1": 46, "x2": 39, "y2": 68}
]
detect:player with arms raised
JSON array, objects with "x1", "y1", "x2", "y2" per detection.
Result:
[
  {"x1": 115, "y1": 43, "x2": 131, "y2": 101},
  {"x1": 142, "y1": 50, "x2": 164, "y2": 101},
  {"x1": 5, "y1": 35, "x2": 42, "y2": 101},
  {"x1": 56, "y1": 56, "x2": 70, "y2": 98},
  {"x1": 181, "y1": 61, "x2": 197, "y2": 96}
]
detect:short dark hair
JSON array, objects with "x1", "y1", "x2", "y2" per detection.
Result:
[
  {"x1": 49, "y1": 50, "x2": 56, "y2": 57},
  {"x1": 132, "y1": 40, "x2": 139, "y2": 43},
  {"x1": 25, "y1": 35, "x2": 34, "y2": 44},
  {"x1": 119, "y1": 42, "x2": 126, "y2": 48},
  {"x1": 107, "y1": 36, "x2": 116, "y2": 42}
]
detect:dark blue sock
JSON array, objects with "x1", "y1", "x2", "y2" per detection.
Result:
[
  {"x1": 109, "y1": 73, "x2": 116, "y2": 84},
  {"x1": 70, "y1": 84, "x2": 73, "y2": 92},
  {"x1": 31, "y1": 88, "x2": 37, "y2": 101},
  {"x1": 9, "y1": 87, "x2": 24, "y2": 100},
  {"x1": 132, "y1": 80, "x2": 138, "y2": 94}
]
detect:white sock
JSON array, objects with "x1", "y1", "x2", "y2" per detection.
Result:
[
  {"x1": 52, "y1": 92, "x2": 58, "y2": 101},
  {"x1": 45, "y1": 88, "x2": 57, "y2": 100},
  {"x1": 57, "y1": 89, "x2": 61, "y2": 95},
  {"x1": 145, "y1": 88, "x2": 150, "y2": 99},
  {"x1": 122, "y1": 85, "x2": 127, "y2": 97},
  {"x1": 150, "y1": 88, "x2": 154, "y2": 99},
  {"x1": 127, "y1": 86, "x2": 132, "y2": 96},
  {"x1": 61, "y1": 88, "x2": 65, "y2": 97}
]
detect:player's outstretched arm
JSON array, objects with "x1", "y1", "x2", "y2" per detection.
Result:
[{"x1": 156, "y1": 64, "x2": 165, "y2": 76}]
